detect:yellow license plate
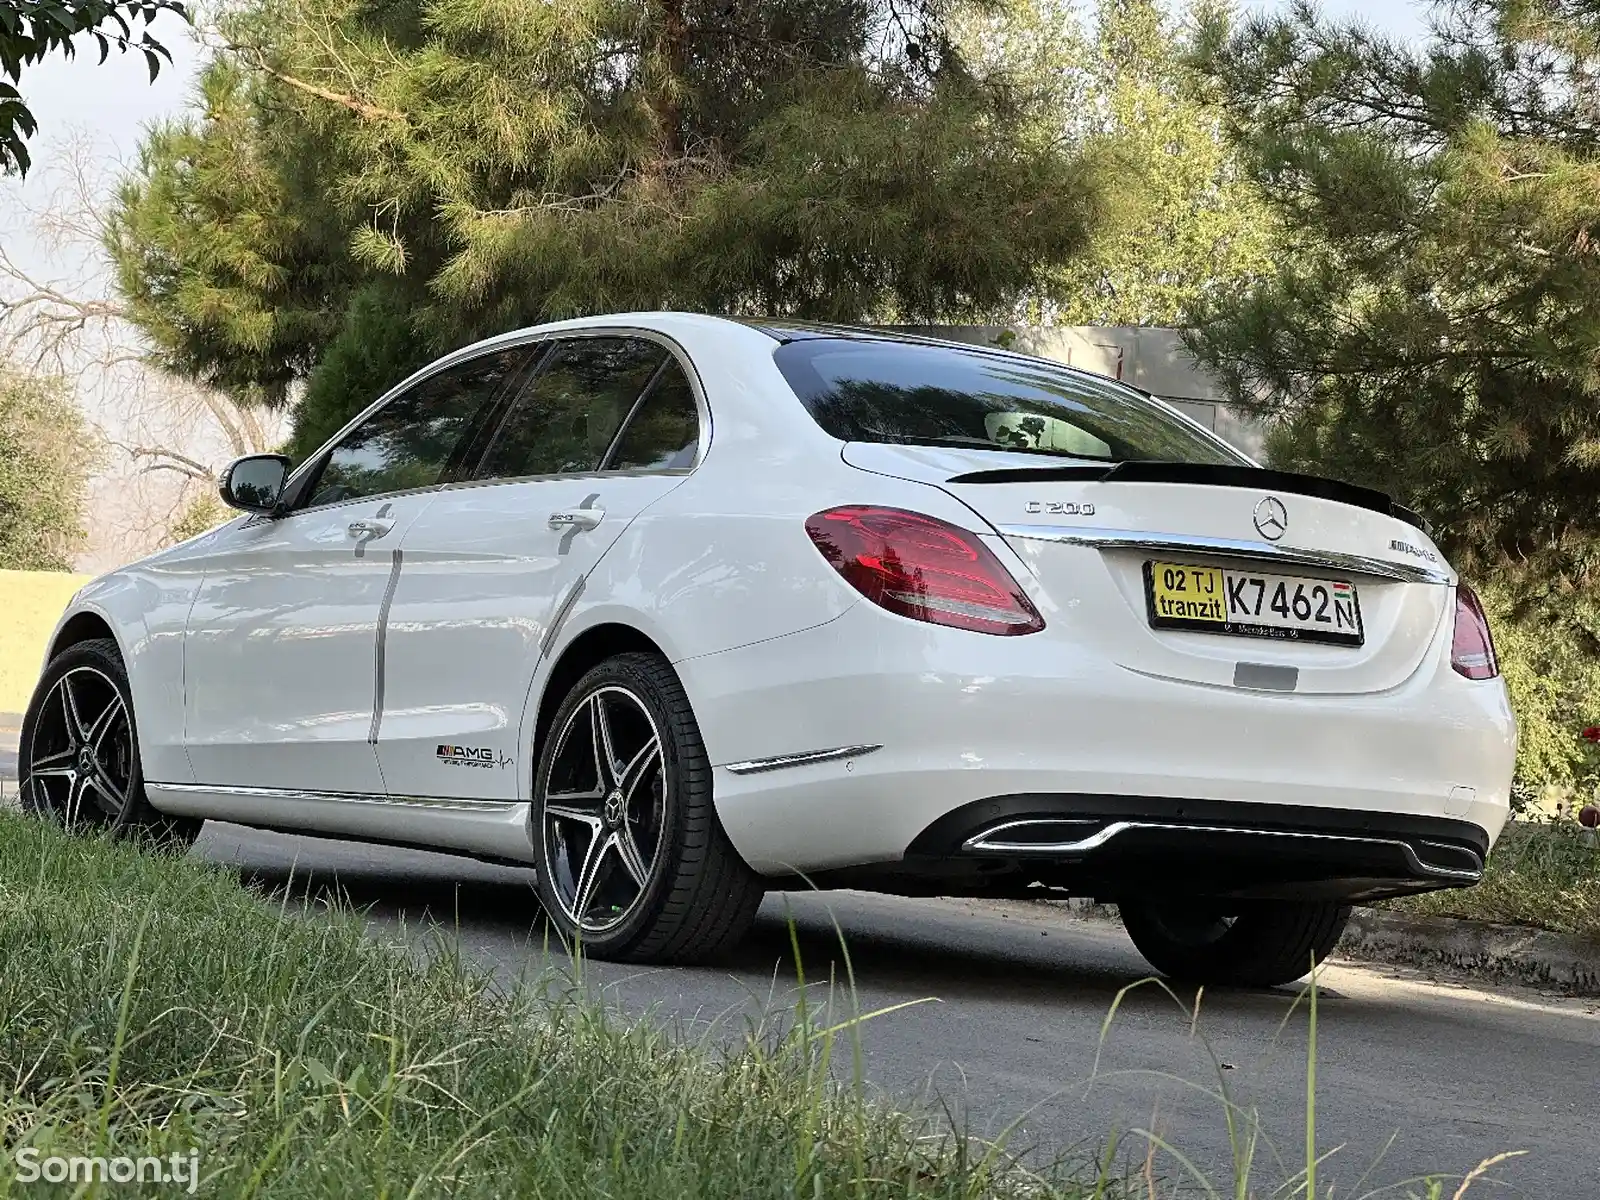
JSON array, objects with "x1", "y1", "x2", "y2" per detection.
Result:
[{"x1": 1143, "y1": 560, "x2": 1363, "y2": 646}]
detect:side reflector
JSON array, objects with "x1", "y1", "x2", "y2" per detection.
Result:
[{"x1": 805, "y1": 506, "x2": 1044, "y2": 636}]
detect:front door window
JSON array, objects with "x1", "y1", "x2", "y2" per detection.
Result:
[{"x1": 308, "y1": 346, "x2": 527, "y2": 507}]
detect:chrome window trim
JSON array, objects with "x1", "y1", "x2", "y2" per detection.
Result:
[
  {"x1": 146, "y1": 781, "x2": 521, "y2": 813},
  {"x1": 723, "y1": 744, "x2": 882, "y2": 775},
  {"x1": 996, "y1": 524, "x2": 1453, "y2": 584},
  {"x1": 435, "y1": 466, "x2": 696, "y2": 495},
  {"x1": 265, "y1": 482, "x2": 446, "y2": 520},
  {"x1": 962, "y1": 818, "x2": 1483, "y2": 881},
  {"x1": 281, "y1": 324, "x2": 713, "y2": 515}
]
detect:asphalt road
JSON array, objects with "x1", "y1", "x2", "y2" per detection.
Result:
[{"x1": 191, "y1": 824, "x2": 1600, "y2": 1199}]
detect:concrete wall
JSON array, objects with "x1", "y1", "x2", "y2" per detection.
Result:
[
  {"x1": 893, "y1": 325, "x2": 1267, "y2": 459},
  {"x1": 0, "y1": 570, "x2": 91, "y2": 716}
]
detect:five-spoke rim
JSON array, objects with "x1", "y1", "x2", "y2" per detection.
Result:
[
  {"x1": 540, "y1": 684, "x2": 668, "y2": 936},
  {"x1": 26, "y1": 666, "x2": 134, "y2": 826}
]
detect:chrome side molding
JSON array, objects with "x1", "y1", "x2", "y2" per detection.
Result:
[
  {"x1": 996, "y1": 525, "x2": 1454, "y2": 585},
  {"x1": 145, "y1": 781, "x2": 522, "y2": 813},
  {"x1": 962, "y1": 818, "x2": 1483, "y2": 881},
  {"x1": 723, "y1": 744, "x2": 882, "y2": 775}
]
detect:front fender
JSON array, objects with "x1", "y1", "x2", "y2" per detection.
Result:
[{"x1": 46, "y1": 564, "x2": 204, "y2": 784}]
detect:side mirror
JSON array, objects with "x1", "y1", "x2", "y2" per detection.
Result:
[{"x1": 218, "y1": 454, "x2": 291, "y2": 513}]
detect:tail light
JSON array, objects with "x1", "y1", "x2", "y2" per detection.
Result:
[
  {"x1": 804, "y1": 506, "x2": 1044, "y2": 636},
  {"x1": 1450, "y1": 581, "x2": 1498, "y2": 680}
]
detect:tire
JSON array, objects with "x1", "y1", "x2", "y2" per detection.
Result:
[
  {"x1": 1118, "y1": 897, "x2": 1351, "y2": 988},
  {"x1": 18, "y1": 638, "x2": 202, "y2": 850},
  {"x1": 531, "y1": 651, "x2": 764, "y2": 963}
]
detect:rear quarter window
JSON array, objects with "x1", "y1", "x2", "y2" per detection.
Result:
[{"x1": 773, "y1": 338, "x2": 1243, "y2": 466}]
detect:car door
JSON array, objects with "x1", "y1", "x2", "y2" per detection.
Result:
[
  {"x1": 182, "y1": 345, "x2": 530, "y2": 795},
  {"x1": 374, "y1": 333, "x2": 705, "y2": 800}
]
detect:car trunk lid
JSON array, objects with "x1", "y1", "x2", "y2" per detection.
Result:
[{"x1": 843, "y1": 443, "x2": 1453, "y2": 695}]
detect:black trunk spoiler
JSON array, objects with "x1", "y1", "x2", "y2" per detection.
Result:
[{"x1": 944, "y1": 462, "x2": 1431, "y2": 534}]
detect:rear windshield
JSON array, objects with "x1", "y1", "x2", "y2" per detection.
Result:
[{"x1": 773, "y1": 338, "x2": 1244, "y2": 465}]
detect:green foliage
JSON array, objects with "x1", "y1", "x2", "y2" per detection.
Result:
[
  {"x1": 956, "y1": 0, "x2": 1282, "y2": 326},
  {"x1": 0, "y1": 367, "x2": 94, "y2": 570},
  {"x1": 0, "y1": 1, "x2": 188, "y2": 174},
  {"x1": 1475, "y1": 580, "x2": 1600, "y2": 795},
  {"x1": 165, "y1": 490, "x2": 226, "y2": 545},
  {"x1": 0, "y1": 809, "x2": 1507, "y2": 1198},
  {"x1": 109, "y1": 0, "x2": 1113, "y2": 431},
  {"x1": 1389, "y1": 819, "x2": 1600, "y2": 939},
  {"x1": 286, "y1": 279, "x2": 433, "y2": 463},
  {"x1": 106, "y1": 59, "x2": 349, "y2": 407},
  {"x1": 1187, "y1": 0, "x2": 1600, "y2": 793},
  {"x1": 1186, "y1": 0, "x2": 1600, "y2": 594}
]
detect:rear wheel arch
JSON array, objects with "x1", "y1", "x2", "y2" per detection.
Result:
[{"x1": 533, "y1": 623, "x2": 667, "y2": 785}]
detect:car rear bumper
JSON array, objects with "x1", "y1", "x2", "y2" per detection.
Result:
[
  {"x1": 892, "y1": 793, "x2": 1488, "y2": 902},
  {"x1": 674, "y1": 601, "x2": 1516, "y2": 885}
]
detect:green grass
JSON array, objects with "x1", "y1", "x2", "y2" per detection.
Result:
[
  {"x1": 1386, "y1": 820, "x2": 1600, "y2": 938},
  {"x1": 0, "y1": 809, "x2": 1514, "y2": 1198},
  {"x1": 0, "y1": 811, "x2": 1113, "y2": 1199}
]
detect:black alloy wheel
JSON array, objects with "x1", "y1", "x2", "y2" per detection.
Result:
[
  {"x1": 19, "y1": 638, "x2": 201, "y2": 847},
  {"x1": 532, "y1": 652, "x2": 764, "y2": 962},
  {"x1": 541, "y1": 681, "x2": 670, "y2": 937}
]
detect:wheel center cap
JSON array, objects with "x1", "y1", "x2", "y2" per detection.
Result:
[
  {"x1": 603, "y1": 790, "x2": 624, "y2": 827},
  {"x1": 77, "y1": 747, "x2": 94, "y2": 774}
]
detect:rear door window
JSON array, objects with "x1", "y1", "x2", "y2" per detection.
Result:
[
  {"x1": 773, "y1": 338, "x2": 1244, "y2": 466},
  {"x1": 605, "y1": 358, "x2": 700, "y2": 471},
  {"x1": 476, "y1": 337, "x2": 668, "y2": 480}
]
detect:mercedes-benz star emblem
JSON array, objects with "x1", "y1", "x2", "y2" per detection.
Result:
[{"x1": 1252, "y1": 495, "x2": 1288, "y2": 541}]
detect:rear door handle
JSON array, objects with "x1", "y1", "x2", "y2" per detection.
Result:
[
  {"x1": 548, "y1": 508, "x2": 604, "y2": 532},
  {"x1": 348, "y1": 518, "x2": 395, "y2": 539}
]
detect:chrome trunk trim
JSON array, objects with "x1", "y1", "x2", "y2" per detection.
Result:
[
  {"x1": 723, "y1": 744, "x2": 882, "y2": 775},
  {"x1": 995, "y1": 525, "x2": 1453, "y2": 585},
  {"x1": 962, "y1": 818, "x2": 1483, "y2": 881}
]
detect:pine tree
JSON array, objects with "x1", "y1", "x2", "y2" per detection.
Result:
[
  {"x1": 1186, "y1": 0, "x2": 1600, "y2": 595},
  {"x1": 1187, "y1": 0, "x2": 1600, "y2": 786},
  {"x1": 108, "y1": 0, "x2": 1115, "y2": 444},
  {"x1": 109, "y1": 59, "x2": 350, "y2": 409}
]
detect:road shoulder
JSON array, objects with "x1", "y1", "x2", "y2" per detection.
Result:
[{"x1": 969, "y1": 894, "x2": 1600, "y2": 1004}]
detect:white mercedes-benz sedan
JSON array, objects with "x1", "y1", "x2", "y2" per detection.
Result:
[{"x1": 20, "y1": 313, "x2": 1515, "y2": 985}]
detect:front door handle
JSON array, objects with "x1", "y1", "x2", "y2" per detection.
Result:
[
  {"x1": 548, "y1": 508, "x2": 604, "y2": 532},
  {"x1": 348, "y1": 518, "x2": 395, "y2": 540}
]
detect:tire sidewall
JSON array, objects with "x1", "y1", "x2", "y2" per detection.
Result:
[
  {"x1": 1121, "y1": 897, "x2": 1350, "y2": 988},
  {"x1": 530, "y1": 655, "x2": 692, "y2": 956}
]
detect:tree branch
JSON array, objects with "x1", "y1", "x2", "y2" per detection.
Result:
[
  {"x1": 228, "y1": 44, "x2": 406, "y2": 122},
  {"x1": 116, "y1": 443, "x2": 214, "y2": 477}
]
